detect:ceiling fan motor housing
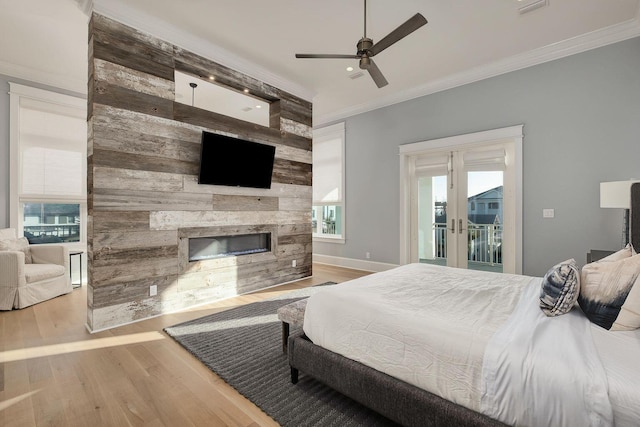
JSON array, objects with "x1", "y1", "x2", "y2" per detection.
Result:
[
  {"x1": 357, "y1": 38, "x2": 373, "y2": 69},
  {"x1": 357, "y1": 37, "x2": 373, "y2": 56}
]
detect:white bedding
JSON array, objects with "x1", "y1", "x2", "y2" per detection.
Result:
[
  {"x1": 481, "y1": 277, "x2": 612, "y2": 426},
  {"x1": 591, "y1": 325, "x2": 640, "y2": 426},
  {"x1": 303, "y1": 263, "x2": 533, "y2": 411},
  {"x1": 303, "y1": 263, "x2": 621, "y2": 426}
]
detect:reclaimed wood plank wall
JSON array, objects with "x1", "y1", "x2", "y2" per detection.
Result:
[{"x1": 87, "y1": 13, "x2": 312, "y2": 331}]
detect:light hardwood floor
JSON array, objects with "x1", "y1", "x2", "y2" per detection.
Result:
[{"x1": 0, "y1": 264, "x2": 370, "y2": 427}]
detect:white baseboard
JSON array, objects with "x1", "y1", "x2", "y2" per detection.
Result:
[{"x1": 313, "y1": 254, "x2": 398, "y2": 273}]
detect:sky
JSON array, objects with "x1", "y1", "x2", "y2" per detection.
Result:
[{"x1": 433, "y1": 171, "x2": 503, "y2": 201}]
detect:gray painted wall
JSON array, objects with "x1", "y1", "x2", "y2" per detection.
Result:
[
  {"x1": 0, "y1": 74, "x2": 85, "y2": 229},
  {"x1": 314, "y1": 36, "x2": 640, "y2": 276}
]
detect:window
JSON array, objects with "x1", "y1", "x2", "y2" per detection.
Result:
[
  {"x1": 312, "y1": 122, "x2": 345, "y2": 242},
  {"x1": 9, "y1": 83, "x2": 87, "y2": 246},
  {"x1": 488, "y1": 202, "x2": 499, "y2": 210}
]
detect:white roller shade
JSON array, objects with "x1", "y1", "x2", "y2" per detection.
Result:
[
  {"x1": 313, "y1": 123, "x2": 344, "y2": 204},
  {"x1": 19, "y1": 102, "x2": 86, "y2": 197}
]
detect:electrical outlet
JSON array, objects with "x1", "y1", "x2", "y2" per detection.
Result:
[
  {"x1": 149, "y1": 285, "x2": 158, "y2": 296},
  {"x1": 292, "y1": 259, "x2": 297, "y2": 267},
  {"x1": 365, "y1": 252, "x2": 371, "y2": 259}
]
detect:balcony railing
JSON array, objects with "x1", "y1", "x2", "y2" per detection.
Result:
[
  {"x1": 24, "y1": 224, "x2": 80, "y2": 244},
  {"x1": 433, "y1": 223, "x2": 502, "y2": 265}
]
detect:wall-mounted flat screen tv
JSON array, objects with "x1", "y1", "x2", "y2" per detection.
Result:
[{"x1": 198, "y1": 131, "x2": 276, "y2": 189}]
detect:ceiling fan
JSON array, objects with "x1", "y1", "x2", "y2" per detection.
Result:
[{"x1": 295, "y1": 0, "x2": 427, "y2": 88}]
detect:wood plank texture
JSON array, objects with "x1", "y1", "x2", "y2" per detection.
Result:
[
  {"x1": 91, "y1": 14, "x2": 175, "y2": 81},
  {"x1": 88, "y1": 12, "x2": 312, "y2": 331}
]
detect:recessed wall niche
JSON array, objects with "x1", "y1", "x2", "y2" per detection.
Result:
[{"x1": 174, "y1": 70, "x2": 270, "y2": 127}]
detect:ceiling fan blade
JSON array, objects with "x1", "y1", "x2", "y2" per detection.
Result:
[
  {"x1": 366, "y1": 58, "x2": 388, "y2": 88},
  {"x1": 296, "y1": 53, "x2": 360, "y2": 59},
  {"x1": 369, "y1": 13, "x2": 427, "y2": 56}
]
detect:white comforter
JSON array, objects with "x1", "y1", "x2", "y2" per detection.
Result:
[
  {"x1": 481, "y1": 276, "x2": 613, "y2": 426},
  {"x1": 303, "y1": 263, "x2": 614, "y2": 426}
]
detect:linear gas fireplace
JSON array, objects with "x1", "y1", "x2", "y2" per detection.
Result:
[{"x1": 188, "y1": 233, "x2": 271, "y2": 262}]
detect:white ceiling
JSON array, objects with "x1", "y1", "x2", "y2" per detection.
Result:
[{"x1": 2, "y1": 0, "x2": 639, "y2": 126}]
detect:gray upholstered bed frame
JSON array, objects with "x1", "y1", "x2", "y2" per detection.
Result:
[
  {"x1": 288, "y1": 184, "x2": 640, "y2": 426},
  {"x1": 288, "y1": 332, "x2": 505, "y2": 426}
]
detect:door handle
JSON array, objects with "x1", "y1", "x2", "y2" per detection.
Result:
[
  {"x1": 459, "y1": 218, "x2": 465, "y2": 234},
  {"x1": 449, "y1": 219, "x2": 455, "y2": 234}
]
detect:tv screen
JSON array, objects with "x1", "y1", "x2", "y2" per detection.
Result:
[{"x1": 198, "y1": 131, "x2": 276, "y2": 189}]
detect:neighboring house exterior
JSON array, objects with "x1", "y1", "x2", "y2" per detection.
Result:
[{"x1": 468, "y1": 186, "x2": 503, "y2": 223}]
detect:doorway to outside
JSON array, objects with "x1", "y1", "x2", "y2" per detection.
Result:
[{"x1": 399, "y1": 126, "x2": 523, "y2": 274}]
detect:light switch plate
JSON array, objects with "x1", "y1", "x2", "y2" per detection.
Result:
[{"x1": 543, "y1": 208, "x2": 555, "y2": 218}]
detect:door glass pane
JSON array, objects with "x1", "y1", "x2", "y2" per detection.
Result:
[
  {"x1": 23, "y1": 203, "x2": 80, "y2": 244},
  {"x1": 312, "y1": 205, "x2": 343, "y2": 237},
  {"x1": 418, "y1": 175, "x2": 448, "y2": 265},
  {"x1": 466, "y1": 171, "x2": 503, "y2": 272}
]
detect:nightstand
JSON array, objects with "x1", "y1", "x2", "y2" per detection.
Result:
[{"x1": 586, "y1": 249, "x2": 615, "y2": 263}]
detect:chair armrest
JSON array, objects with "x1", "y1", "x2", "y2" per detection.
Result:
[
  {"x1": 0, "y1": 251, "x2": 26, "y2": 287},
  {"x1": 30, "y1": 245, "x2": 69, "y2": 269}
]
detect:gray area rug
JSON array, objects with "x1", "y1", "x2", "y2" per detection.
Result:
[{"x1": 164, "y1": 284, "x2": 399, "y2": 426}]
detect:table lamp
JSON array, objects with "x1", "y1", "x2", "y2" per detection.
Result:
[{"x1": 600, "y1": 180, "x2": 640, "y2": 247}]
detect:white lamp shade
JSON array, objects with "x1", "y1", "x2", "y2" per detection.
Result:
[{"x1": 600, "y1": 180, "x2": 640, "y2": 208}]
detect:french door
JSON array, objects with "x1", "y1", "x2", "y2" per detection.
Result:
[{"x1": 400, "y1": 126, "x2": 523, "y2": 274}]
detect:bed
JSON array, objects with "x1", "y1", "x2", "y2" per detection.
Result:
[{"x1": 288, "y1": 183, "x2": 640, "y2": 426}]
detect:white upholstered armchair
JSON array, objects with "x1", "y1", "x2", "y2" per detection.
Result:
[{"x1": 0, "y1": 228, "x2": 72, "y2": 310}]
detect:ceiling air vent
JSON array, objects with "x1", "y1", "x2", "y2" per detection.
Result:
[
  {"x1": 518, "y1": 0, "x2": 548, "y2": 15},
  {"x1": 241, "y1": 107, "x2": 253, "y2": 112},
  {"x1": 349, "y1": 72, "x2": 365, "y2": 80}
]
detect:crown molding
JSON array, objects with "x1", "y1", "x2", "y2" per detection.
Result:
[
  {"x1": 0, "y1": 59, "x2": 87, "y2": 96},
  {"x1": 92, "y1": 0, "x2": 315, "y2": 102},
  {"x1": 314, "y1": 17, "x2": 640, "y2": 126}
]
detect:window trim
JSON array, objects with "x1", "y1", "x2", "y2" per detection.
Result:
[
  {"x1": 312, "y1": 122, "x2": 345, "y2": 244},
  {"x1": 9, "y1": 83, "x2": 87, "y2": 249}
]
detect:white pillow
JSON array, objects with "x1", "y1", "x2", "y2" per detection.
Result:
[
  {"x1": 578, "y1": 253, "x2": 640, "y2": 331},
  {"x1": 596, "y1": 244, "x2": 635, "y2": 263},
  {"x1": 0, "y1": 237, "x2": 33, "y2": 263}
]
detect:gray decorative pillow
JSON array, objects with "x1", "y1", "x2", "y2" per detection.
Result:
[
  {"x1": 539, "y1": 259, "x2": 580, "y2": 317},
  {"x1": 578, "y1": 254, "x2": 640, "y2": 331},
  {"x1": 0, "y1": 237, "x2": 33, "y2": 263}
]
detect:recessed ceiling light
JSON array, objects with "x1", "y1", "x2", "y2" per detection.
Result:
[
  {"x1": 209, "y1": 76, "x2": 215, "y2": 80},
  {"x1": 255, "y1": 105, "x2": 262, "y2": 109},
  {"x1": 243, "y1": 89, "x2": 249, "y2": 93},
  {"x1": 346, "y1": 66, "x2": 354, "y2": 72}
]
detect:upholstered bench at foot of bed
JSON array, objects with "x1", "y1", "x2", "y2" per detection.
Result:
[
  {"x1": 276, "y1": 298, "x2": 308, "y2": 353},
  {"x1": 288, "y1": 331, "x2": 506, "y2": 427}
]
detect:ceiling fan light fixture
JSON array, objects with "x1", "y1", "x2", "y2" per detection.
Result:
[{"x1": 359, "y1": 56, "x2": 371, "y2": 69}]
